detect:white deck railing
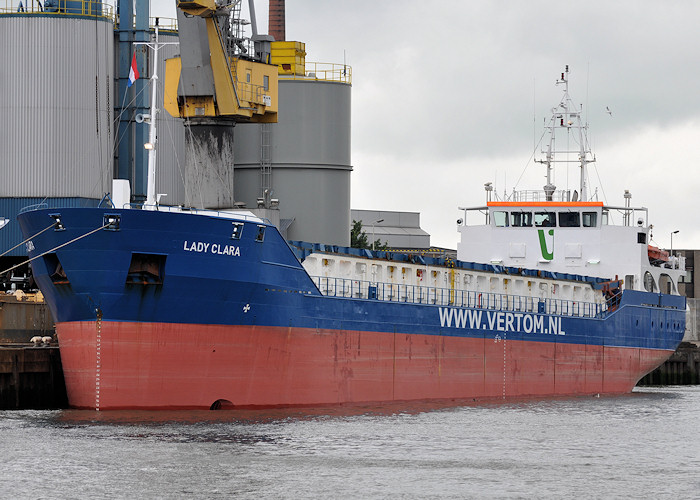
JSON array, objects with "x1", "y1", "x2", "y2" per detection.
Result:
[{"x1": 311, "y1": 276, "x2": 608, "y2": 318}]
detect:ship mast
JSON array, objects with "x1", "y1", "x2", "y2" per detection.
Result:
[
  {"x1": 144, "y1": 21, "x2": 160, "y2": 208},
  {"x1": 536, "y1": 66, "x2": 595, "y2": 201},
  {"x1": 135, "y1": 19, "x2": 177, "y2": 209}
]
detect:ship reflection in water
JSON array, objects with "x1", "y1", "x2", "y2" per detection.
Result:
[{"x1": 2, "y1": 387, "x2": 698, "y2": 498}]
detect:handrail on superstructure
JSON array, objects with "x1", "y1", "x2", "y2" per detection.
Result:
[
  {"x1": 0, "y1": 0, "x2": 113, "y2": 19},
  {"x1": 126, "y1": 15, "x2": 179, "y2": 30},
  {"x1": 149, "y1": 16, "x2": 176, "y2": 31},
  {"x1": 311, "y1": 275, "x2": 610, "y2": 319},
  {"x1": 457, "y1": 203, "x2": 650, "y2": 228},
  {"x1": 18, "y1": 203, "x2": 49, "y2": 214},
  {"x1": 280, "y1": 62, "x2": 352, "y2": 85},
  {"x1": 18, "y1": 202, "x2": 273, "y2": 225},
  {"x1": 123, "y1": 203, "x2": 273, "y2": 225},
  {"x1": 0, "y1": 5, "x2": 177, "y2": 30}
]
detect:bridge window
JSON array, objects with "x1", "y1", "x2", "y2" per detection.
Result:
[
  {"x1": 510, "y1": 212, "x2": 533, "y2": 227},
  {"x1": 559, "y1": 212, "x2": 580, "y2": 227},
  {"x1": 582, "y1": 212, "x2": 597, "y2": 227},
  {"x1": 493, "y1": 211, "x2": 508, "y2": 227},
  {"x1": 534, "y1": 212, "x2": 556, "y2": 227}
]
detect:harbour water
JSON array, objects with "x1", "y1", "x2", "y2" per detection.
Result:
[{"x1": 2, "y1": 386, "x2": 699, "y2": 499}]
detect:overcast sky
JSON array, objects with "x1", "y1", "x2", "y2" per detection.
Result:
[{"x1": 151, "y1": 0, "x2": 700, "y2": 250}]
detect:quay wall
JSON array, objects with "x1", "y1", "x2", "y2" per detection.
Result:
[
  {"x1": 638, "y1": 343, "x2": 700, "y2": 386},
  {"x1": 0, "y1": 346, "x2": 68, "y2": 409},
  {"x1": 0, "y1": 295, "x2": 54, "y2": 343},
  {"x1": 635, "y1": 299, "x2": 699, "y2": 386}
]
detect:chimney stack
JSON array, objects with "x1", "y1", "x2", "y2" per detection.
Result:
[{"x1": 268, "y1": 0, "x2": 285, "y2": 41}]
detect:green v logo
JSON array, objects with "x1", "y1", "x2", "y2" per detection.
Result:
[{"x1": 538, "y1": 229, "x2": 554, "y2": 260}]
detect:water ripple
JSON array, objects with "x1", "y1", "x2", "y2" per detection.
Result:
[{"x1": 1, "y1": 387, "x2": 698, "y2": 499}]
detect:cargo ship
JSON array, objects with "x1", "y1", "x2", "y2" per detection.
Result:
[{"x1": 17, "y1": 63, "x2": 686, "y2": 410}]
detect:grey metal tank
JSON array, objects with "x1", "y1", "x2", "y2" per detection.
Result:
[
  {"x1": 233, "y1": 78, "x2": 352, "y2": 246},
  {"x1": 0, "y1": 9, "x2": 114, "y2": 255},
  {"x1": 0, "y1": 12, "x2": 114, "y2": 200}
]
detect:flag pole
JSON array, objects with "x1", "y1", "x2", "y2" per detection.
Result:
[{"x1": 144, "y1": 21, "x2": 159, "y2": 208}]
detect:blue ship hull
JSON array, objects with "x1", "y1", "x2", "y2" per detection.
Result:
[{"x1": 16, "y1": 207, "x2": 686, "y2": 409}]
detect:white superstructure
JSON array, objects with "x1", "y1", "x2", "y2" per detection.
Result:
[
  {"x1": 457, "y1": 201, "x2": 683, "y2": 294},
  {"x1": 456, "y1": 66, "x2": 684, "y2": 295}
]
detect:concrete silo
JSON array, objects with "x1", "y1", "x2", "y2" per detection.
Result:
[
  {"x1": 0, "y1": 3, "x2": 114, "y2": 255},
  {"x1": 233, "y1": 41, "x2": 352, "y2": 246}
]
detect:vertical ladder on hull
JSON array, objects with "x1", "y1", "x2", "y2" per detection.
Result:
[{"x1": 260, "y1": 123, "x2": 272, "y2": 205}]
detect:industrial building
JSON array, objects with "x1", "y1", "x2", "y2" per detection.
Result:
[
  {"x1": 0, "y1": 0, "x2": 353, "y2": 273},
  {"x1": 351, "y1": 209, "x2": 431, "y2": 250}
]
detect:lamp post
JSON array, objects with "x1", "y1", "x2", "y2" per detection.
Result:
[
  {"x1": 484, "y1": 182, "x2": 493, "y2": 224},
  {"x1": 372, "y1": 219, "x2": 384, "y2": 251},
  {"x1": 670, "y1": 230, "x2": 679, "y2": 269}
]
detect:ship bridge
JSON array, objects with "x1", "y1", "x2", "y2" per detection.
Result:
[{"x1": 456, "y1": 200, "x2": 685, "y2": 296}]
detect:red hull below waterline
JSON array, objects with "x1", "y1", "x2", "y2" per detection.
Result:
[{"x1": 57, "y1": 321, "x2": 673, "y2": 410}]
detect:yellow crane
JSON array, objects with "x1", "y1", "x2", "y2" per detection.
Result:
[{"x1": 164, "y1": 0, "x2": 278, "y2": 123}]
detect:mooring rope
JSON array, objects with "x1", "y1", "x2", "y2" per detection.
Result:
[
  {"x1": 0, "y1": 222, "x2": 111, "y2": 277},
  {"x1": 0, "y1": 223, "x2": 56, "y2": 259}
]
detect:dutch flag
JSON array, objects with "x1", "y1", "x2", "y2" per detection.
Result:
[{"x1": 127, "y1": 52, "x2": 139, "y2": 88}]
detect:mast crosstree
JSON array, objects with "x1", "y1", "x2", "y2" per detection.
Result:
[{"x1": 536, "y1": 65, "x2": 595, "y2": 202}]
